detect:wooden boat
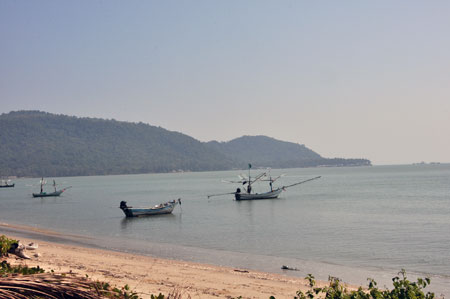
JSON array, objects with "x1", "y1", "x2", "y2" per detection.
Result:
[
  {"x1": 32, "y1": 189, "x2": 65, "y2": 198},
  {"x1": 119, "y1": 199, "x2": 181, "y2": 217},
  {"x1": 0, "y1": 180, "x2": 14, "y2": 188},
  {"x1": 208, "y1": 164, "x2": 321, "y2": 201},
  {"x1": 32, "y1": 178, "x2": 70, "y2": 198},
  {"x1": 234, "y1": 187, "x2": 282, "y2": 201}
]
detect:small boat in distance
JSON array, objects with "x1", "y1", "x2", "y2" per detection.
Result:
[
  {"x1": 208, "y1": 164, "x2": 321, "y2": 200},
  {"x1": 119, "y1": 198, "x2": 181, "y2": 217},
  {"x1": 0, "y1": 179, "x2": 15, "y2": 188},
  {"x1": 32, "y1": 178, "x2": 71, "y2": 198}
]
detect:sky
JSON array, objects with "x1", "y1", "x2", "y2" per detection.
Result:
[{"x1": 1, "y1": 1, "x2": 449, "y2": 165}]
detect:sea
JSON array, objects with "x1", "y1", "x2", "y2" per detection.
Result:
[{"x1": 1, "y1": 164, "x2": 449, "y2": 296}]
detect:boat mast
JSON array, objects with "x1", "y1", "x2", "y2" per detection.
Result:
[{"x1": 247, "y1": 163, "x2": 252, "y2": 194}]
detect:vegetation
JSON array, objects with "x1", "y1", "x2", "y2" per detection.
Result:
[
  {"x1": 0, "y1": 271, "x2": 137, "y2": 299},
  {"x1": 0, "y1": 261, "x2": 44, "y2": 276},
  {"x1": 0, "y1": 111, "x2": 370, "y2": 177},
  {"x1": 93, "y1": 281, "x2": 141, "y2": 298},
  {"x1": 0, "y1": 235, "x2": 17, "y2": 257},
  {"x1": 290, "y1": 270, "x2": 436, "y2": 299},
  {"x1": 0, "y1": 259, "x2": 145, "y2": 298},
  {"x1": 0, "y1": 267, "x2": 186, "y2": 298},
  {"x1": 0, "y1": 111, "x2": 233, "y2": 177},
  {"x1": 207, "y1": 135, "x2": 371, "y2": 168}
]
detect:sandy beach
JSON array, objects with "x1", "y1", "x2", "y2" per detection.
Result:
[{"x1": 1, "y1": 227, "x2": 335, "y2": 299}]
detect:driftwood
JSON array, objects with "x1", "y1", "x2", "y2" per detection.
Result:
[{"x1": 7, "y1": 242, "x2": 39, "y2": 260}]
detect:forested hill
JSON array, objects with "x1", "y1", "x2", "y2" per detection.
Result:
[
  {"x1": 0, "y1": 111, "x2": 371, "y2": 177},
  {"x1": 206, "y1": 136, "x2": 371, "y2": 169},
  {"x1": 0, "y1": 111, "x2": 233, "y2": 177}
]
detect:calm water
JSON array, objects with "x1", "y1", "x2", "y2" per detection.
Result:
[{"x1": 1, "y1": 165, "x2": 449, "y2": 295}]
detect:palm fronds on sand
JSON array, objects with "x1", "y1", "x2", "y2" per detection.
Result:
[{"x1": 0, "y1": 273, "x2": 110, "y2": 299}]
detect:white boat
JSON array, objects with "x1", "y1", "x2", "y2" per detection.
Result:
[
  {"x1": 119, "y1": 199, "x2": 181, "y2": 217},
  {"x1": 208, "y1": 164, "x2": 321, "y2": 201},
  {"x1": 0, "y1": 179, "x2": 14, "y2": 188},
  {"x1": 235, "y1": 188, "x2": 282, "y2": 200}
]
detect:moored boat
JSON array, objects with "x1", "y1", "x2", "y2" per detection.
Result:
[
  {"x1": 0, "y1": 180, "x2": 14, "y2": 188},
  {"x1": 119, "y1": 199, "x2": 181, "y2": 217},
  {"x1": 32, "y1": 178, "x2": 70, "y2": 198},
  {"x1": 32, "y1": 190, "x2": 64, "y2": 198},
  {"x1": 234, "y1": 187, "x2": 282, "y2": 200},
  {"x1": 208, "y1": 164, "x2": 321, "y2": 201}
]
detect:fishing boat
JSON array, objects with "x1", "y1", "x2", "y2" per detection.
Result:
[
  {"x1": 0, "y1": 180, "x2": 14, "y2": 188},
  {"x1": 32, "y1": 178, "x2": 71, "y2": 198},
  {"x1": 119, "y1": 198, "x2": 181, "y2": 217},
  {"x1": 235, "y1": 187, "x2": 282, "y2": 200},
  {"x1": 32, "y1": 189, "x2": 64, "y2": 198},
  {"x1": 208, "y1": 164, "x2": 321, "y2": 200}
]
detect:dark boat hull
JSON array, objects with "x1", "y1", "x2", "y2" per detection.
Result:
[
  {"x1": 0, "y1": 184, "x2": 14, "y2": 188},
  {"x1": 32, "y1": 190, "x2": 63, "y2": 198},
  {"x1": 120, "y1": 200, "x2": 178, "y2": 217}
]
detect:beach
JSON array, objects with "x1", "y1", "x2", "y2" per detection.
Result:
[{"x1": 2, "y1": 228, "x2": 335, "y2": 299}]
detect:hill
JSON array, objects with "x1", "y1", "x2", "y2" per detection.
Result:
[
  {"x1": 0, "y1": 111, "x2": 233, "y2": 177},
  {"x1": 0, "y1": 111, "x2": 370, "y2": 177},
  {"x1": 206, "y1": 136, "x2": 371, "y2": 168}
]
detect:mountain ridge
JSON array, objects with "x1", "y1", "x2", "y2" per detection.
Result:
[{"x1": 0, "y1": 111, "x2": 371, "y2": 177}]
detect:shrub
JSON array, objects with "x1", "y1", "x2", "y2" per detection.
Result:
[
  {"x1": 293, "y1": 270, "x2": 436, "y2": 299},
  {"x1": 0, "y1": 235, "x2": 17, "y2": 257},
  {"x1": 0, "y1": 260, "x2": 45, "y2": 276}
]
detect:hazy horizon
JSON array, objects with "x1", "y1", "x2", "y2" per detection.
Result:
[{"x1": 1, "y1": 1, "x2": 449, "y2": 165}]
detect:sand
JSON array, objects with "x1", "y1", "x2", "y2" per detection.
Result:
[{"x1": 2, "y1": 233, "x2": 334, "y2": 299}]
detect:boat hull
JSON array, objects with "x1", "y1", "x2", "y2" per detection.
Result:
[
  {"x1": 120, "y1": 201, "x2": 178, "y2": 217},
  {"x1": 0, "y1": 184, "x2": 14, "y2": 188},
  {"x1": 235, "y1": 188, "x2": 282, "y2": 200},
  {"x1": 32, "y1": 190, "x2": 63, "y2": 198}
]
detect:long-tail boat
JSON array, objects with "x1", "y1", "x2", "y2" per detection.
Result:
[{"x1": 119, "y1": 198, "x2": 181, "y2": 217}]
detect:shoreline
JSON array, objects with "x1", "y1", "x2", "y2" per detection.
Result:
[
  {"x1": 2, "y1": 222, "x2": 448, "y2": 298},
  {"x1": 0, "y1": 222, "x2": 450, "y2": 298},
  {"x1": 1, "y1": 223, "x2": 336, "y2": 298}
]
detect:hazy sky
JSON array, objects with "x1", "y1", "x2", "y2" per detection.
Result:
[{"x1": 1, "y1": 1, "x2": 449, "y2": 165}]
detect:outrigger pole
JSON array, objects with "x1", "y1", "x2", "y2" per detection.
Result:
[
  {"x1": 207, "y1": 191, "x2": 236, "y2": 199},
  {"x1": 281, "y1": 176, "x2": 321, "y2": 190}
]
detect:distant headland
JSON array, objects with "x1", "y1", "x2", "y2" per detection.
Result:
[{"x1": 0, "y1": 111, "x2": 371, "y2": 177}]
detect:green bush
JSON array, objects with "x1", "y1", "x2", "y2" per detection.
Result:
[
  {"x1": 0, "y1": 260, "x2": 45, "y2": 276},
  {"x1": 93, "y1": 281, "x2": 141, "y2": 299},
  {"x1": 293, "y1": 270, "x2": 436, "y2": 299},
  {"x1": 0, "y1": 235, "x2": 17, "y2": 257}
]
